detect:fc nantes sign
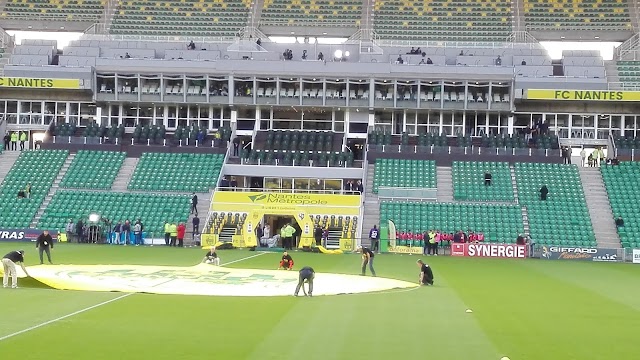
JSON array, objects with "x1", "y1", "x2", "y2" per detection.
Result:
[
  {"x1": 0, "y1": 77, "x2": 81, "y2": 89},
  {"x1": 527, "y1": 89, "x2": 640, "y2": 102}
]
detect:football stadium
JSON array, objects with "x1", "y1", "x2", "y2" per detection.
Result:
[{"x1": 1, "y1": 1, "x2": 640, "y2": 359}]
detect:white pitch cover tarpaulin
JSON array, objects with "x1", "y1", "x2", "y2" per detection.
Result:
[{"x1": 2, "y1": 263, "x2": 418, "y2": 296}]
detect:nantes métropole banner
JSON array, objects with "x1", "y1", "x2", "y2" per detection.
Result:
[
  {"x1": 0, "y1": 77, "x2": 81, "y2": 89},
  {"x1": 204, "y1": 192, "x2": 361, "y2": 249},
  {"x1": 527, "y1": 89, "x2": 640, "y2": 102}
]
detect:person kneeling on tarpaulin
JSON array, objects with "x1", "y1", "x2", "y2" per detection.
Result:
[
  {"x1": 278, "y1": 251, "x2": 294, "y2": 270},
  {"x1": 202, "y1": 246, "x2": 220, "y2": 265}
]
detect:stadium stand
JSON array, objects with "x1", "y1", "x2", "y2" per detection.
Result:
[
  {"x1": 0, "y1": 150, "x2": 68, "y2": 228},
  {"x1": 515, "y1": 163, "x2": 596, "y2": 247},
  {"x1": 0, "y1": 0, "x2": 104, "y2": 22},
  {"x1": 242, "y1": 130, "x2": 354, "y2": 167},
  {"x1": 260, "y1": 0, "x2": 362, "y2": 27},
  {"x1": 617, "y1": 61, "x2": 640, "y2": 87},
  {"x1": 110, "y1": 0, "x2": 252, "y2": 37},
  {"x1": 373, "y1": 159, "x2": 436, "y2": 193},
  {"x1": 37, "y1": 191, "x2": 190, "y2": 235},
  {"x1": 523, "y1": 0, "x2": 632, "y2": 31},
  {"x1": 613, "y1": 135, "x2": 640, "y2": 149},
  {"x1": 60, "y1": 151, "x2": 126, "y2": 190},
  {"x1": 372, "y1": 0, "x2": 512, "y2": 41},
  {"x1": 380, "y1": 202, "x2": 524, "y2": 243},
  {"x1": 368, "y1": 132, "x2": 559, "y2": 149},
  {"x1": 206, "y1": 211, "x2": 246, "y2": 242},
  {"x1": 128, "y1": 153, "x2": 224, "y2": 192},
  {"x1": 601, "y1": 162, "x2": 640, "y2": 248},
  {"x1": 452, "y1": 161, "x2": 514, "y2": 202}
]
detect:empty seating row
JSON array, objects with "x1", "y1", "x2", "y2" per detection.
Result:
[
  {"x1": 128, "y1": 153, "x2": 223, "y2": 192},
  {"x1": 60, "y1": 151, "x2": 126, "y2": 190},
  {"x1": 601, "y1": 162, "x2": 640, "y2": 248},
  {"x1": 242, "y1": 149, "x2": 354, "y2": 167},
  {"x1": 373, "y1": 159, "x2": 436, "y2": 193}
]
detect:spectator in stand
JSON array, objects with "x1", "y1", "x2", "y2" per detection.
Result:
[
  {"x1": 190, "y1": 193, "x2": 198, "y2": 215},
  {"x1": 477, "y1": 232, "x2": 485, "y2": 242},
  {"x1": 615, "y1": 216, "x2": 624, "y2": 228},
  {"x1": 133, "y1": 220, "x2": 143, "y2": 246},
  {"x1": 187, "y1": 40, "x2": 196, "y2": 50},
  {"x1": 460, "y1": 230, "x2": 468, "y2": 243},
  {"x1": 122, "y1": 220, "x2": 131, "y2": 245},
  {"x1": 426, "y1": 57, "x2": 433, "y2": 64},
  {"x1": 539, "y1": 185, "x2": 549, "y2": 201},
  {"x1": 192, "y1": 216, "x2": 200, "y2": 236},
  {"x1": 516, "y1": 234, "x2": 526, "y2": 245},
  {"x1": 469, "y1": 231, "x2": 477, "y2": 243},
  {"x1": 232, "y1": 137, "x2": 240, "y2": 156},
  {"x1": 407, "y1": 231, "x2": 414, "y2": 246},
  {"x1": 453, "y1": 231, "x2": 461, "y2": 243},
  {"x1": 369, "y1": 225, "x2": 380, "y2": 252},
  {"x1": 177, "y1": 222, "x2": 186, "y2": 247},
  {"x1": 396, "y1": 55, "x2": 404, "y2": 64},
  {"x1": 318, "y1": 52, "x2": 324, "y2": 61},
  {"x1": 580, "y1": 148, "x2": 587, "y2": 167},
  {"x1": 113, "y1": 220, "x2": 122, "y2": 245},
  {"x1": 24, "y1": 183, "x2": 31, "y2": 199},
  {"x1": 169, "y1": 222, "x2": 178, "y2": 247},
  {"x1": 356, "y1": 180, "x2": 364, "y2": 194},
  {"x1": 484, "y1": 172, "x2": 492, "y2": 186}
]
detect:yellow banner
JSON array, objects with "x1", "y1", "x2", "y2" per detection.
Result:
[
  {"x1": 527, "y1": 89, "x2": 639, "y2": 102},
  {"x1": 388, "y1": 245, "x2": 423, "y2": 255},
  {"x1": 0, "y1": 264, "x2": 418, "y2": 296},
  {"x1": 210, "y1": 191, "x2": 361, "y2": 248},
  {"x1": 0, "y1": 77, "x2": 81, "y2": 89}
]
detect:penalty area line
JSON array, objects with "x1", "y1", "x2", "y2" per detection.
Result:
[{"x1": 0, "y1": 293, "x2": 133, "y2": 342}]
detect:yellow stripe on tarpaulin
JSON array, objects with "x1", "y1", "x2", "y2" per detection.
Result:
[
  {"x1": 0, "y1": 77, "x2": 82, "y2": 89},
  {"x1": 527, "y1": 89, "x2": 640, "y2": 102},
  {"x1": 1, "y1": 264, "x2": 417, "y2": 296}
]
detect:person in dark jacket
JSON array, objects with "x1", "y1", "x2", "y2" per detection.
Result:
[
  {"x1": 192, "y1": 216, "x2": 200, "y2": 235},
  {"x1": 76, "y1": 219, "x2": 85, "y2": 243},
  {"x1": 122, "y1": 220, "x2": 131, "y2": 245},
  {"x1": 3, "y1": 250, "x2": 29, "y2": 288},
  {"x1": 314, "y1": 225, "x2": 323, "y2": 246},
  {"x1": 417, "y1": 259, "x2": 434, "y2": 285},
  {"x1": 113, "y1": 221, "x2": 123, "y2": 244},
  {"x1": 294, "y1": 266, "x2": 315, "y2": 297},
  {"x1": 540, "y1": 185, "x2": 549, "y2": 201},
  {"x1": 190, "y1": 193, "x2": 198, "y2": 215},
  {"x1": 36, "y1": 230, "x2": 54, "y2": 264}
]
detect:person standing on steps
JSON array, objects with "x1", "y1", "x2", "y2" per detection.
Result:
[
  {"x1": 192, "y1": 215, "x2": 200, "y2": 236},
  {"x1": 190, "y1": 193, "x2": 198, "y2": 215},
  {"x1": 36, "y1": 230, "x2": 54, "y2": 264},
  {"x1": 2, "y1": 250, "x2": 29, "y2": 288},
  {"x1": 177, "y1": 222, "x2": 186, "y2": 247},
  {"x1": 10, "y1": 131, "x2": 18, "y2": 151},
  {"x1": 19, "y1": 131, "x2": 27, "y2": 151},
  {"x1": 3, "y1": 132, "x2": 10, "y2": 151}
]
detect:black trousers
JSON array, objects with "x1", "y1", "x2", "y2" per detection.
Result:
[
  {"x1": 170, "y1": 236, "x2": 177, "y2": 246},
  {"x1": 294, "y1": 271, "x2": 314, "y2": 295},
  {"x1": 429, "y1": 242, "x2": 438, "y2": 255},
  {"x1": 191, "y1": 204, "x2": 198, "y2": 215},
  {"x1": 39, "y1": 246, "x2": 52, "y2": 264},
  {"x1": 421, "y1": 275, "x2": 434, "y2": 285},
  {"x1": 165, "y1": 232, "x2": 171, "y2": 245},
  {"x1": 193, "y1": 225, "x2": 199, "y2": 235},
  {"x1": 178, "y1": 238, "x2": 184, "y2": 247}
]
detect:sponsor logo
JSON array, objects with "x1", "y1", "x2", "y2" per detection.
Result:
[
  {"x1": 528, "y1": 89, "x2": 636, "y2": 102},
  {"x1": 633, "y1": 249, "x2": 640, "y2": 264},
  {"x1": 0, "y1": 77, "x2": 81, "y2": 89},
  {"x1": 452, "y1": 243, "x2": 527, "y2": 259},
  {"x1": 249, "y1": 193, "x2": 329, "y2": 206},
  {"x1": 0, "y1": 229, "x2": 58, "y2": 242},
  {"x1": 388, "y1": 246, "x2": 423, "y2": 255},
  {"x1": 542, "y1": 246, "x2": 619, "y2": 262}
]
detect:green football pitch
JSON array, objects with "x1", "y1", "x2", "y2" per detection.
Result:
[{"x1": 1, "y1": 243, "x2": 639, "y2": 360}]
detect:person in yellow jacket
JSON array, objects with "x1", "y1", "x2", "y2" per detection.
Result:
[
  {"x1": 282, "y1": 223, "x2": 296, "y2": 250},
  {"x1": 10, "y1": 132, "x2": 18, "y2": 151},
  {"x1": 169, "y1": 222, "x2": 178, "y2": 247},
  {"x1": 19, "y1": 132, "x2": 27, "y2": 151},
  {"x1": 164, "y1": 221, "x2": 171, "y2": 246}
]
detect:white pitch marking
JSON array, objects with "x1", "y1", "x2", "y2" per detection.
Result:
[{"x1": 0, "y1": 252, "x2": 267, "y2": 342}]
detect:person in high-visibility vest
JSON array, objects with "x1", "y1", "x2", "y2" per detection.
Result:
[
  {"x1": 169, "y1": 222, "x2": 178, "y2": 247},
  {"x1": 19, "y1": 132, "x2": 27, "y2": 151},
  {"x1": 10, "y1": 132, "x2": 18, "y2": 151}
]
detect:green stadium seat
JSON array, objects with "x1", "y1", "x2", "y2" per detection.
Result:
[
  {"x1": 602, "y1": 162, "x2": 640, "y2": 248},
  {"x1": 60, "y1": 150, "x2": 126, "y2": 190},
  {"x1": 373, "y1": 0, "x2": 512, "y2": 42},
  {"x1": 109, "y1": 0, "x2": 251, "y2": 37},
  {"x1": 0, "y1": 150, "x2": 68, "y2": 228},
  {"x1": 373, "y1": 159, "x2": 436, "y2": 193},
  {"x1": 515, "y1": 163, "x2": 596, "y2": 247},
  {"x1": 452, "y1": 161, "x2": 514, "y2": 202},
  {"x1": 128, "y1": 153, "x2": 223, "y2": 192},
  {"x1": 260, "y1": 0, "x2": 361, "y2": 28},
  {"x1": 38, "y1": 190, "x2": 190, "y2": 235},
  {"x1": 1, "y1": 0, "x2": 104, "y2": 22},
  {"x1": 523, "y1": 0, "x2": 631, "y2": 32}
]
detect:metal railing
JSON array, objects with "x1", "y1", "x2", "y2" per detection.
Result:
[
  {"x1": 215, "y1": 187, "x2": 363, "y2": 196},
  {"x1": 378, "y1": 187, "x2": 437, "y2": 201},
  {"x1": 367, "y1": 144, "x2": 561, "y2": 158}
]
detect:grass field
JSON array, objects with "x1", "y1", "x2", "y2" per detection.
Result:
[{"x1": 1, "y1": 243, "x2": 639, "y2": 360}]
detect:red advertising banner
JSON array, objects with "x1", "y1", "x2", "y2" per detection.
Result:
[{"x1": 451, "y1": 243, "x2": 527, "y2": 259}]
